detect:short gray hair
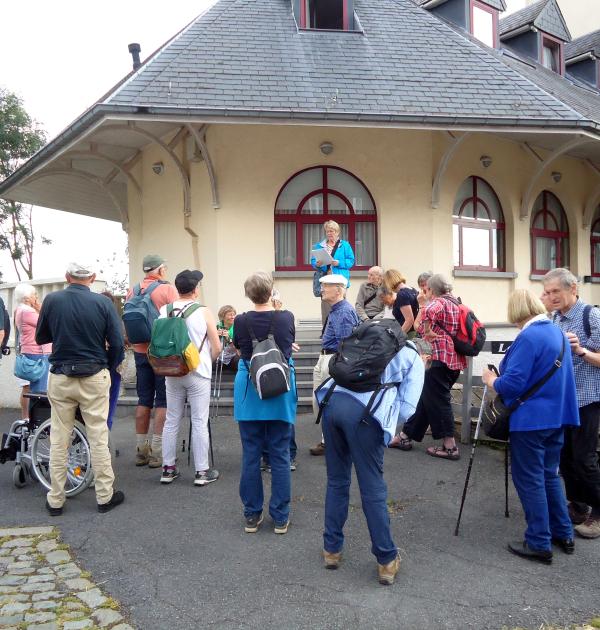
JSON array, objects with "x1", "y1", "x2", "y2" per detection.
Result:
[
  {"x1": 428, "y1": 274, "x2": 452, "y2": 296},
  {"x1": 417, "y1": 271, "x2": 433, "y2": 286},
  {"x1": 244, "y1": 271, "x2": 273, "y2": 304},
  {"x1": 14, "y1": 283, "x2": 36, "y2": 304},
  {"x1": 543, "y1": 267, "x2": 578, "y2": 290},
  {"x1": 369, "y1": 266, "x2": 384, "y2": 276}
]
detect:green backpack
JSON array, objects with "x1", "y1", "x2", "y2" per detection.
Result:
[{"x1": 147, "y1": 303, "x2": 205, "y2": 377}]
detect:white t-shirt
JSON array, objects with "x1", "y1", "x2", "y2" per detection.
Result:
[{"x1": 158, "y1": 300, "x2": 212, "y2": 379}]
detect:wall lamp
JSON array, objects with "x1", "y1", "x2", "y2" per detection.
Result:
[
  {"x1": 551, "y1": 171, "x2": 562, "y2": 183},
  {"x1": 320, "y1": 142, "x2": 334, "y2": 156},
  {"x1": 152, "y1": 161, "x2": 165, "y2": 175},
  {"x1": 480, "y1": 155, "x2": 492, "y2": 168}
]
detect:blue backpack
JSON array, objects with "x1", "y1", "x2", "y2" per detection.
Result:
[{"x1": 123, "y1": 281, "x2": 165, "y2": 344}]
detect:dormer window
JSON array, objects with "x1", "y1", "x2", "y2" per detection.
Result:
[
  {"x1": 471, "y1": 0, "x2": 497, "y2": 48},
  {"x1": 541, "y1": 34, "x2": 563, "y2": 74},
  {"x1": 297, "y1": 0, "x2": 354, "y2": 31}
]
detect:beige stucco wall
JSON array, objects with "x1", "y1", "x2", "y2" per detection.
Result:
[
  {"x1": 126, "y1": 123, "x2": 600, "y2": 323},
  {"x1": 516, "y1": 0, "x2": 600, "y2": 39}
]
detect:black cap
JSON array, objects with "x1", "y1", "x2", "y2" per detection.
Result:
[{"x1": 174, "y1": 269, "x2": 204, "y2": 294}]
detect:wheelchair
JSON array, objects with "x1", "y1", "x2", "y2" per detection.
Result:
[{"x1": 0, "y1": 394, "x2": 94, "y2": 497}]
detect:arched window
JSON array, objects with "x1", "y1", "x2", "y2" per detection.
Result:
[
  {"x1": 274, "y1": 166, "x2": 377, "y2": 270},
  {"x1": 591, "y1": 206, "x2": 600, "y2": 277},
  {"x1": 531, "y1": 191, "x2": 569, "y2": 274},
  {"x1": 452, "y1": 176, "x2": 505, "y2": 271}
]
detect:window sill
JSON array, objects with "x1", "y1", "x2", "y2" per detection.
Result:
[
  {"x1": 529, "y1": 274, "x2": 546, "y2": 281},
  {"x1": 453, "y1": 270, "x2": 518, "y2": 279},
  {"x1": 272, "y1": 270, "x2": 369, "y2": 279}
]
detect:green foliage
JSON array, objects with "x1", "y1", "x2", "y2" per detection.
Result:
[{"x1": 0, "y1": 87, "x2": 49, "y2": 280}]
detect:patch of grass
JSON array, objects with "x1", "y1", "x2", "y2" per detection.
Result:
[
  {"x1": 55, "y1": 543, "x2": 70, "y2": 551},
  {"x1": 79, "y1": 570, "x2": 92, "y2": 579},
  {"x1": 99, "y1": 596, "x2": 120, "y2": 611},
  {"x1": 0, "y1": 535, "x2": 12, "y2": 546},
  {"x1": 589, "y1": 618, "x2": 600, "y2": 629}
]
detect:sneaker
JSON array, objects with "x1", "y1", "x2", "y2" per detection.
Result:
[
  {"x1": 378, "y1": 552, "x2": 401, "y2": 585},
  {"x1": 274, "y1": 519, "x2": 290, "y2": 534},
  {"x1": 135, "y1": 443, "x2": 150, "y2": 466},
  {"x1": 194, "y1": 469, "x2": 219, "y2": 486},
  {"x1": 45, "y1": 500, "x2": 63, "y2": 517},
  {"x1": 323, "y1": 550, "x2": 342, "y2": 570},
  {"x1": 97, "y1": 490, "x2": 125, "y2": 513},
  {"x1": 310, "y1": 442, "x2": 325, "y2": 456},
  {"x1": 574, "y1": 515, "x2": 600, "y2": 539},
  {"x1": 290, "y1": 459, "x2": 297, "y2": 471},
  {"x1": 160, "y1": 467, "x2": 180, "y2": 484},
  {"x1": 568, "y1": 502, "x2": 591, "y2": 525},
  {"x1": 245, "y1": 513, "x2": 264, "y2": 533},
  {"x1": 148, "y1": 448, "x2": 162, "y2": 469}
]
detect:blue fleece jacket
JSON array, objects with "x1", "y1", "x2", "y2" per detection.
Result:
[
  {"x1": 494, "y1": 319, "x2": 579, "y2": 432},
  {"x1": 311, "y1": 239, "x2": 355, "y2": 287}
]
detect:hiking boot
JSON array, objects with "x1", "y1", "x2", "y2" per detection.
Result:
[
  {"x1": 323, "y1": 550, "x2": 342, "y2": 570},
  {"x1": 507, "y1": 541, "x2": 552, "y2": 564},
  {"x1": 194, "y1": 469, "x2": 219, "y2": 486},
  {"x1": 135, "y1": 443, "x2": 150, "y2": 466},
  {"x1": 290, "y1": 459, "x2": 297, "y2": 471},
  {"x1": 160, "y1": 467, "x2": 180, "y2": 484},
  {"x1": 148, "y1": 448, "x2": 162, "y2": 468},
  {"x1": 310, "y1": 442, "x2": 325, "y2": 456},
  {"x1": 274, "y1": 519, "x2": 290, "y2": 534},
  {"x1": 551, "y1": 537, "x2": 575, "y2": 554},
  {"x1": 97, "y1": 490, "x2": 125, "y2": 513},
  {"x1": 45, "y1": 500, "x2": 63, "y2": 517},
  {"x1": 568, "y1": 502, "x2": 591, "y2": 525},
  {"x1": 245, "y1": 513, "x2": 264, "y2": 533},
  {"x1": 378, "y1": 553, "x2": 401, "y2": 585},
  {"x1": 574, "y1": 515, "x2": 600, "y2": 539}
]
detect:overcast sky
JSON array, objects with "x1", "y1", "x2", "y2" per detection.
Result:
[{"x1": 1, "y1": 0, "x2": 525, "y2": 285}]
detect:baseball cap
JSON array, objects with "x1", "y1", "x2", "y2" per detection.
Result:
[
  {"x1": 319, "y1": 274, "x2": 348, "y2": 288},
  {"x1": 66, "y1": 262, "x2": 94, "y2": 279},
  {"x1": 142, "y1": 254, "x2": 166, "y2": 272},
  {"x1": 174, "y1": 269, "x2": 204, "y2": 294}
]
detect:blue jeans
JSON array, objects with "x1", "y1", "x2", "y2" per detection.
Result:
[
  {"x1": 107, "y1": 369, "x2": 121, "y2": 430},
  {"x1": 510, "y1": 428, "x2": 573, "y2": 551},
  {"x1": 238, "y1": 420, "x2": 292, "y2": 523},
  {"x1": 322, "y1": 394, "x2": 397, "y2": 565},
  {"x1": 24, "y1": 354, "x2": 50, "y2": 394},
  {"x1": 262, "y1": 424, "x2": 297, "y2": 464}
]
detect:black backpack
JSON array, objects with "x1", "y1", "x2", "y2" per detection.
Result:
[
  {"x1": 316, "y1": 318, "x2": 407, "y2": 423},
  {"x1": 246, "y1": 312, "x2": 291, "y2": 400},
  {"x1": 0, "y1": 296, "x2": 10, "y2": 354}
]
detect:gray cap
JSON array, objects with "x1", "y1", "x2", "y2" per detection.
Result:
[
  {"x1": 66, "y1": 262, "x2": 94, "y2": 279},
  {"x1": 142, "y1": 254, "x2": 166, "y2": 273}
]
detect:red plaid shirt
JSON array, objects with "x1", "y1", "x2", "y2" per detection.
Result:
[{"x1": 417, "y1": 296, "x2": 467, "y2": 371}]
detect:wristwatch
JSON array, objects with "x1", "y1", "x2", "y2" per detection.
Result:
[{"x1": 577, "y1": 348, "x2": 588, "y2": 358}]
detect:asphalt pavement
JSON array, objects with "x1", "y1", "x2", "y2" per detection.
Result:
[{"x1": 0, "y1": 407, "x2": 598, "y2": 630}]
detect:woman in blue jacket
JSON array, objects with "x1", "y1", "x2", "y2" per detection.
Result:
[
  {"x1": 311, "y1": 220, "x2": 355, "y2": 323},
  {"x1": 482, "y1": 289, "x2": 579, "y2": 564}
]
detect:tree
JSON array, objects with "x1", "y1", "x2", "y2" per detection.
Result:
[{"x1": 0, "y1": 88, "x2": 49, "y2": 281}]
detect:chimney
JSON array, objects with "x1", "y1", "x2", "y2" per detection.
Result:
[{"x1": 128, "y1": 43, "x2": 141, "y2": 71}]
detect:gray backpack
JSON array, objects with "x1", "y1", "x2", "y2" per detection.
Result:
[{"x1": 247, "y1": 312, "x2": 290, "y2": 400}]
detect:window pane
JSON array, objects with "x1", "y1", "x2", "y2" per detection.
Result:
[
  {"x1": 276, "y1": 168, "x2": 322, "y2": 213},
  {"x1": 476, "y1": 178, "x2": 502, "y2": 221},
  {"x1": 475, "y1": 201, "x2": 491, "y2": 222},
  {"x1": 301, "y1": 193, "x2": 324, "y2": 214},
  {"x1": 303, "y1": 224, "x2": 324, "y2": 265},
  {"x1": 494, "y1": 228, "x2": 504, "y2": 270},
  {"x1": 461, "y1": 201, "x2": 475, "y2": 219},
  {"x1": 275, "y1": 223, "x2": 296, "y2": 267},
  {"x1": 355, "y1": 223, "x2": 376, "y2": 267},
  {"x1": 472, "y1": 5, "x2": 495, "y2": 47},
  {"x1": 594, "y1": 242, "x2": 600, "y2": 274},
  {"x1": 593, "y1": 215, "x2": 600, "y2": 237},
  {"x1": 535, "y1": 236, "x2": 557, "y2": 271},
  {"x1": 533, "y1": 211, "x2": 545, "y2": 229},
  {"x1": 453, "y1": 178, "x2": 473, "y2": 217},
  {"x1": 453, "y1": 224, "x2": 460, "y2": 267},
  {"x1": 546, "y1": 192, "x2": 567, "y2": 230},
  {"x1": 560, "y1": 236, "x2": 570, "y2": 268},
  {"x1": 327, "y1": 168, "x2": 375, "y2": 214},
  {"x1": 462, "y1": 227, "x2": 490, "y2": 267},
  {"x1": 328, "y1": 194, "x2": 350, "y2": 214},
  {"x1": 543, "y1": 43, "x2": 558, "y2": 72}
]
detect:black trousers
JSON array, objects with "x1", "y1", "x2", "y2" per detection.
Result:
[
  {"x1": 560, "y1": 402, "x2": 600, "y2": 515},
  {"x1": 403, "y1": 362, "x2": 460, "y2": 441}
]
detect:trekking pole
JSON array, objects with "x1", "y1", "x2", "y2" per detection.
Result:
[
  {"x1": 454, "y1": 383, "x2": 488, "y2": 536},
  {"x1": 208, "y1": 339, "x2": 226, "y2": 468},
  {"x1": 504, "y1": 443, "x2": 510, "y2": 518},
  {"x1": 187, "y1": 400, "x2": 192, "y2": 466}
]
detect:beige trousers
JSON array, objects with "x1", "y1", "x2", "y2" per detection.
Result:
[
  {"x1": 312, "y1": 353, "x2": 333, "y2": 417},
  {"x1": 47, "y1": 370, "x2": 114, "y2": 507}
]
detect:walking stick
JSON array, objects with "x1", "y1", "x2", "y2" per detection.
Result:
[
  {"x1": 454, "y1": 384, "x2": 488, "y2": 536},
  {"x1": 208, "y1": 339, "x2": 226, "y2": 468},
  {"x1": 187, "y1": 400, "x2": 192, "y2": 466},
  {"x1": 504, "y1": 443, "x2": 510, "y2": 518}
]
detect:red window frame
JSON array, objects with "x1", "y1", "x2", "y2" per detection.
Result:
[
  {"x1": 453, "y1": 176, "x2": 505, "y2": 271},
  {"x1": 470, "y1": 0, "x2": 498, "y2": 48},
  {"x1": 530, "y1": 191, "x2": 569, "y2": 274},
  {"x1": 540, "y1": 33, "x2": 564, "y2": 75},
  {"x1": 300, "y1": 0, "x2": 350, "y2": 30},
  {"x1": 274, "y1": 165, "x2": 377, "y2": 271},
  {"x1": 591, "y1": 212, "x2": 600, "y2": 277}
]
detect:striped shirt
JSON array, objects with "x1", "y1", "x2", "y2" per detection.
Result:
[{"x1": 553, "y1": 299, "x2": 600, "y2": 408}]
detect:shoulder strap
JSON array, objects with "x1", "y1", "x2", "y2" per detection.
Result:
[
  {"x1": 511, "y1": 335, "x2": 565, "y2": 410},
  {"x1": 315, "y1": 377, "x2": 335, "y2": 425},
  {"x1": 364, "y1": 292, "x2": 378, "y2": 307},
  {"x1": 268, "y1": 311, "x2": 277, "y2": 338},
  {"x1": 182, "y1": 303, "x2": 201, "y2": 319},
  {"x1": 142, "y1": 280, "x2": 162, "y2": 296},
  {"x1": 245, "y1": 314, "x2": 258, "y2": 343},
  {"x1": 132, "y1": 283, "x2": 142, "y2": 296},
  {"x1": 584, "y1": 304, "x2": 592, "y2": 339}
]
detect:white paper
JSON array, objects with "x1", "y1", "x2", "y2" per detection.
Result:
[{"x1": 312, "y1": 248, "x2": 334, "y2": 266}]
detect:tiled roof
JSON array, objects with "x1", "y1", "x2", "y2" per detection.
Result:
[
  {"x1": 104, "y1": 0, "x2": 582, "y2": 124},
  {"x1": 499, "y1": 0, "x2": 570, "y2": 42},
  {"x1": 415, "y1": 0, "x2": 506, "y2": 8},
  {"x1": 566, "y1": 29, "x2": 600, "y2": 61}
]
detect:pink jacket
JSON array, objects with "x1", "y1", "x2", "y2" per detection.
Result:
[{"x1": 15, "y1": 305, "x2": 52, "y2": 355}]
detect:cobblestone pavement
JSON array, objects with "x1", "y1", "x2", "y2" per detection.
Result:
[{"x1": 0, "y1": 526, "x2": 133, "y2": 630}]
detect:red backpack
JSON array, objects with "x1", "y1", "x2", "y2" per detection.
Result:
[{"x1": 440, "y1": 296, "x2": 486, "y2": 357}]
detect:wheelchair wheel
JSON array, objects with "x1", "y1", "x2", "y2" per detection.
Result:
[
  {"x1": 30, "y1": 419, "x2": 94, "y2": 497},
  {"x1": 12, "y1": 463, "x2": 27, "y2": 488}
]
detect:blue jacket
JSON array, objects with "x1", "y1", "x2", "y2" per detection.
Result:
[
  {"x1": 311, "y1": 239, "x2": 355, "y2": 287},
  {"x1": 494, "y1": 319, "x2": 579, "y2": 432},
  {"x1": 314, "y1": 343, "x2": 425, "y2": 445}
]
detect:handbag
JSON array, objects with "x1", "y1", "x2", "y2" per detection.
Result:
[
  {"x1": 312, "y1": 240, "x2": 341, "y2": 298},
  {"x1": 482, "y1": 336, "x2": 565, "y2": 441},
  {"x1": 13, "y1": 326, "x2": 46, "y2": 382}
]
